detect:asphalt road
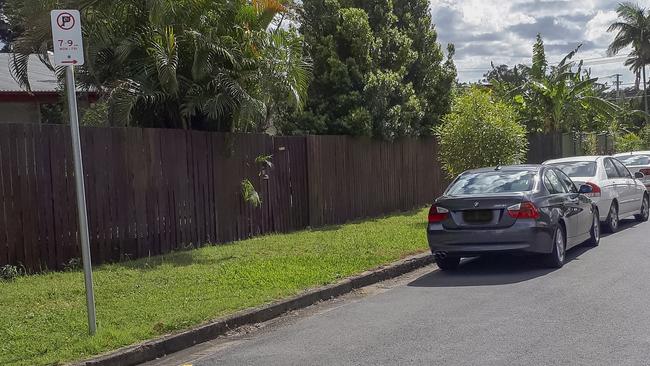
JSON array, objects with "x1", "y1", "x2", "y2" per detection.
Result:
[{"x1": 146, "y1": 218, "x2": 650, "y2": 366}]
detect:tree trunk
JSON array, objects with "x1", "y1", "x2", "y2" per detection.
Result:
[{"x1": 643, "y1": 65, "x2": 648, "y2": 125}]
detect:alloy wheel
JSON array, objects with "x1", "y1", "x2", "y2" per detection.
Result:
[
  {"x1": 643, "y1": 197, "x2": 649, "y2": 221},
  {"x1": 556, "y1": 228, "x2": 565, "y2": 263},
  {"x1": 610, "y1": 205, "x2": 618, "y2": 230},
  {"x1": 593, "y1": 214, "x2": 600, "y2": 242}
]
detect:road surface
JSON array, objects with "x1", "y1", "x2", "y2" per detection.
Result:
[{"x1": 145, "y1": 219, "x2": 650, "y2": 366}]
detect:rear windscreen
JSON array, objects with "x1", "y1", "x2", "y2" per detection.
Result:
[
  {"x1": 447, "y1": 170, "x2": 536, "y2": 195},
  {"x1": 616, "y1": 155, "x2": 650, "y2": 166},
  {"x1": 549, "y1": 161, "x2": 597, "y2": 178}
]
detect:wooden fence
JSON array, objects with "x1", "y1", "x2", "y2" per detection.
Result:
[
  {"x1": 526, "y1": 132, "x2": 615, "y2": 163},
  {"x1": 0, "y1": 124, "x2": 443, "y2": 272}
]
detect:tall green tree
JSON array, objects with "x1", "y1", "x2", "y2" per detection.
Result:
[
  {"x1": 286, "y1": 0, "x2": 455, "y2": 139},
  {"x1": 8, "y1": 0, "x2": 311, "y2": 132},
  {"x1": 394, "y1": 0, "x2": 456, "y2": 135},
  {"x1": 607, "y1": 2, "x2": 650, "y2": 119}
]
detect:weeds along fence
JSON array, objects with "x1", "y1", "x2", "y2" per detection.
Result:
[{"x1": 0, "y1": 124, "x2": 444, "y2": 272}]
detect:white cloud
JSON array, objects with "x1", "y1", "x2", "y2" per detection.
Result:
[
  {"x1": 430, "y1": 0, "x2": 636, "y2": 85},
  {"x1": 585, "y1": 10, "x2": 618, "y2": 44}
]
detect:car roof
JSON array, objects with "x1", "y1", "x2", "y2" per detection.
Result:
[
  {"x1": 544, "y1": 156, "x2": 603, "y2": 164},
  {"x1": 465, "y1": 164, "x2": 542, "y2": 174},
  {"x1": 613, "y1": 151, "x2": 650, "y2": 157}
]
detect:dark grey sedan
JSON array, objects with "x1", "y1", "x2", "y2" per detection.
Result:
[{"x1": 427, "y1": 165, "x2": 600, "y2": 271}]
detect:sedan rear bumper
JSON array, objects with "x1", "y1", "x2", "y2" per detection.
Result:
[{"x1": 427, "y1": 221, "x2": 554, "y2": 257}]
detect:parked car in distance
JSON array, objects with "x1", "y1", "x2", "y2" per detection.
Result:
[
  {"x1": 545, "y1": 156, "x2": 649, "y2": 233},
  {"x1": 613, "y1": 151, "x2": 650, "y2": 191},
  {"x1": 427, "y1": 165, "x2": 600, "y2": 271}
]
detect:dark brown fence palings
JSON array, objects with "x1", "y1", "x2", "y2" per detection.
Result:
[{"x1": 0, "y1": 123, "x2": 573, "y2": 272}]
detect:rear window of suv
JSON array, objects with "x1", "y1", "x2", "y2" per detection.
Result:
[
  {"x1": 549, "y1": 161, "x2": 597, "y2": 178},
  {"x1": 447, "y1": 170, "x2": 537, "y2": 195},
  {"x1": 616, "y1": 155, "x2": 650, "y2": 166}
]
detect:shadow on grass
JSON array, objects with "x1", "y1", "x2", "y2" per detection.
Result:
[
  {"x1": 408, "y1": 245, "x2": 595, "y2": 287},
  {"x1": 103, "y1": 207, "x2": 429, "y2": 271},
  {"x1": 307, "y1": 208, "x2": 426, "y2": 232},
  {"x1": 112, "y1": 249, "x2": 238, "y2": 271}
]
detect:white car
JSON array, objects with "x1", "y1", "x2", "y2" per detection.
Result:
[
  {"x1": 544, "y1": 156, "x2": 649, "y2": 232},
  {"x1": 613, "y1": 151, "x2": 650, "y2": 191}
]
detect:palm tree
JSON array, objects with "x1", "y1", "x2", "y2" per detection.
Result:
[
  {"x1": 607, "y1": 2, "x2": 650, "y2": 120},
  {"x1": 8, "y1": 0, "x2": 311, "y2": 132}
]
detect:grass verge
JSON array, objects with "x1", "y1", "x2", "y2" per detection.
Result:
[{"x1": 0, "y1": 208, "x2": 428, "y2": 366}]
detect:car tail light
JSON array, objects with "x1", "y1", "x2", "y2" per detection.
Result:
[
  {"x1": 640, "y1": 168, "x2": 650, "y2": 176},
  {"x1": 507, "y1": 202, "x2": 540, "y2": 219},
  {"x1": 584, "y1": 182, "x2": 601, "y2": 198},
  {"x1": 428, "y1": 205, "x2": 449, "y2": 223}
]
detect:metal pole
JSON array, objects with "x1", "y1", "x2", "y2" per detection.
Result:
[{"x1": 65, "y1": 65, "x2": 97, "y2": 335}]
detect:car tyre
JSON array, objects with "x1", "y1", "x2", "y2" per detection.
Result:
[
  {"x1": 543, "y1": 226, "x2": 566, "y2": 269},
  {"x1": 585, "y1": 210, "x2": 600, "y2": 247},
  {"x1": 435, "y1": 256, "x2": 460, "y2": 271},
  {"x1": 605, "y1": 202, "x2": 619, "y2": 233},
  {"x1": 635, "y1": 194, "x2": 649, "y2": 222}
]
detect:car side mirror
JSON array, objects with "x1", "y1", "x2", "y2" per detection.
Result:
[
  {"x1": 635, "y1": 172, "x2": 645, "y2": 179},
  {"x1": 578, "y1": 184, "x2": 593, "y2": 194}
]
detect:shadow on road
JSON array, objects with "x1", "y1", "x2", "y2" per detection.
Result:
[
  {"x1": 408, "y1": 245, "x2": 594, "y2": 287},
  {"x1": 601, "y1": 218, "x2": 641, "y2": 238}
]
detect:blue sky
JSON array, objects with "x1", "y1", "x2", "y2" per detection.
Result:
[{"x1": 430, "y1": 0, "x2": 641, "y2": 88}]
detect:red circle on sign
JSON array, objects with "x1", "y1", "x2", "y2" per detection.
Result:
[{"x1": 56, "y1": 12, "x2": 75, "y2": 30}]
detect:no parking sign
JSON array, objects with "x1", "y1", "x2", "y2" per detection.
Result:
[
  {"x1": 50, "y1": 9, "x2": 96, "y2": 335},
  {"x1": 50, "y1": 10, "x2": 85, "y2": 65}
]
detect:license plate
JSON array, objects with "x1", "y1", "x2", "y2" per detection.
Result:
[{"x1": 463, "y1": 210, "x2": 493, "y2": 224}]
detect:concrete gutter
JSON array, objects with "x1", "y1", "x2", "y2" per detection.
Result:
[{"x1": 74, "y1": 253, "x2": 434, "y2": 366}]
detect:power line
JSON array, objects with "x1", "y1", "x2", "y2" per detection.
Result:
[
  {"x1": 605, "y1": 95, "x2": 648, "y2": 101},
  {"x1": 457, "y1": 55, "x2": 630, "y2": 72}
]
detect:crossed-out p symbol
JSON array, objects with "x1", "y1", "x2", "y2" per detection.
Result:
[{"x1": 57, "y1": 12, "x2": 75, "y2": 30}]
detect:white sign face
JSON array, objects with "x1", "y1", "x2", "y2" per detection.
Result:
[{"x1": 50, "y1": 10, "x2": 84, "y2": 66}]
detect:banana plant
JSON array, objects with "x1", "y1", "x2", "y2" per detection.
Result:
[{"x1": 519, "y1": 44, "x2": 623, "y2": 133}]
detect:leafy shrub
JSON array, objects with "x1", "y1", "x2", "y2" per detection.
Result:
[
  {"x1": 640, "y1": 125, "x2": 650, "y2": 149},
  {"x1": 241, "y1": 179, "x2": 261, "y2": 208},
  {"x1": 63, "y1": 258, "x2": 82, "y2": 272},
  {"x1": 436, "y1": 86, "x2": 528, "y2": 178},
  {"x1": 615, "y1": 132, "x2": 644, "y2": 153},
  {"x1": 0, "y1": 265, "x2": 22, "y2": 281},
  {"x1": 81, "y1": 101, "x2": 109, "y2": 127},
  {"x1": 581, "y1": 133, "x2": 599, "y2": 155}
]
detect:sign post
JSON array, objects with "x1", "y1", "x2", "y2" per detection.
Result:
[{"x1": 51, "y1": 9, "x2": 96, "y2": 336}]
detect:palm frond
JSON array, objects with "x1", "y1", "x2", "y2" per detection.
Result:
[
  {"x1": 558, "y1": 44, "x2": 582, "y2": 67},
  {"x1": 147, "y1": 26, "x2": 179, "y2": 95},
  {"x1": 9, "y1": 53, "x2": 32, "y2": 92}
]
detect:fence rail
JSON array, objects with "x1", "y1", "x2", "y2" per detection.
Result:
[{"x1": 0, "y1": 124, "x2": 445, "y2": 272}]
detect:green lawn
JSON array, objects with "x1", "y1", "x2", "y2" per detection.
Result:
[{"x1": 0, "y1": 208, "x2": 429, "y2": 366}]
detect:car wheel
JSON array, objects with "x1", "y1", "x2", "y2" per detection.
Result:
[
  {"x1": 585, "y1": 210, "x2": 600, "y2": 247},
  {"x1": 635, "y1": 194, "x2": 649, "y2": 222},
  {"x1": 435, "y1": 256, "x2": 460, "y2": 271},
  {"x1": 543, "y1": 226, "x2": 566, "y2": 268},
  {"x1": 605, "y1": 203, "x2": 619, "y2": 233}
]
